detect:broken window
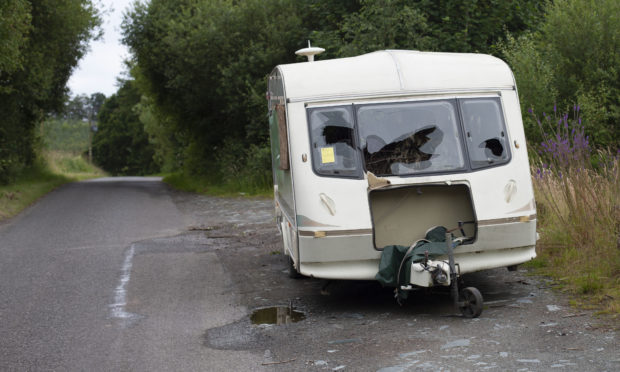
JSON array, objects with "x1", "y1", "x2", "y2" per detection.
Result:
[
  {"x1": 460, "y1": 98, "x2": 510, "y2": 169},
  {"x1": 356, "y1": 100, "x2": 465, "y2": 176},
  {"x1": 305, "y1": 97, "x2": 511, "y2": 179},
  {"x1": 307, "y1": 106, "x2": 361, "y2": 177}
]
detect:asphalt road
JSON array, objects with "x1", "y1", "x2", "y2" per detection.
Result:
[
  {"x1": 0, "y1": 177, "x2": 617, "y2": 371},
  {"x1": 0, "y1": 177, "x2": 264, "y2": 371}
]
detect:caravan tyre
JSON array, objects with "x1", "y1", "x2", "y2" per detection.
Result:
[{"x1": 459, "y1": 287, "x2": 483, "y2": 318}]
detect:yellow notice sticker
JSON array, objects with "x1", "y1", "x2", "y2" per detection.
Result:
[{"x1": 320, "y1": 147, "x2": 335, "y2": 164}]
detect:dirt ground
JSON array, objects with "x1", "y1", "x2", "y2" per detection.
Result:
[{"x1": 170, "y1": 190, "x2": 619, "y2": 372}]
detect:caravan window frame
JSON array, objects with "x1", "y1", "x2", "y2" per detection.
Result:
[
  {"x1": 306, "y1": 105, "x2": 363, "y2": 178},
  {"x1": 305, "y1": 96, "x2": 512, "y2": 179},
  {"x1": 356, "y1": 99, "x2": 467, "y2": 177},
  {"x1": 459, "y1": 97, "x2": 511, "y2": 170}
]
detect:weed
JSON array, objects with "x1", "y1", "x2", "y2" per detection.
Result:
[
  {"x1": 529, "y1": 106, "x2": 619, "y2": 316},
  {"x1": 523, "y1": 257, "x2": 547, "y2": 269},
  {"x1": 576, "y1": 274, "x2": 605, "y2": 294}
]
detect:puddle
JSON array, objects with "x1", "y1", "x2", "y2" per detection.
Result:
[{"x1": 250, "y1": 306, "x2": 305, "y2": 325}]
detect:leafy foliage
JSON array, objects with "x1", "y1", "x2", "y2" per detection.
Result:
[
  {"x1": 318, "y1": 0, "x2": 434, "y2": 56},
  {"x1": 0, "y1": 0, "x2": 100, "y2": 184},
  {"x1": 416, "y1": 0, "x2": 544, "y2": 54},
  {"x1": 92, "y1": 80, "x2": 157, "y2": 175},
  {"x1": 0, "y1": 0, "x2": 32, "y2": 79},
  {"x1": 501, "y1": 0, "x2": 620, "y2": 147},
  {"x1": 310, "y1": 0, "x2": 544, "y2": 58},
  {"x1": 122, "y1": 0, "x2": 544, "y2": 180}
]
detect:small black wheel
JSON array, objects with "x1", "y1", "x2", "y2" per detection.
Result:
[
  {"x1": 459, "y1": 287, "x2": 483, "y2": 318},
  {"x1": 287, "y1": 254, "x2": 302, "y2": 279}
]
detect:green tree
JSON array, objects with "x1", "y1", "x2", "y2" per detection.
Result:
[
  {"x1": 543, "y1": 0, "x2": 619, "y2": 146},
  {"x1": 313, "y1": 0, "x2": 433, "y2": 57},
  {"x1": 501, "y1": 33, "x2": 558, "y2": 143},
  {"x1": 502, "y1": 0, "x2": 620, "y2": 147},
  {"x1": 414, "y1": 0, "x2": 544, "y2": 53},
  {"x1": 135, "y1": 94, "x2": 185, "y2": 173},
  {"x1": 310, "y1": 0, "x2": 544, "y2": 58},
  {"x1": 0, "y1": 0, "x2": 100, "y2": 184},
  {"x1": 120, "y1": 0, "x2": 546, "y2": 180},
  {"x1": 92, "y1": 80, "x2": 157, "y2": 175},
  {"x1": 0, "y1": 0, "x2": 32, "y2": 81},
  {"x1": 123, "y1": 0, "x2": 305, "y2": 176}
]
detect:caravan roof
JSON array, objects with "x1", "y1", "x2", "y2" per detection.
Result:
[{"x1": 276, "y1": 50, "x2": 515, "y2": 102}]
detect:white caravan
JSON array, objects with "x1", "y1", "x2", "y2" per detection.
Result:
[{"x1": 267, "y1": 49, "x2": 537, "y2": 317}]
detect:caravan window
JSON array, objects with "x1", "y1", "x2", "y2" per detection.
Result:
[
  {"x1": 306, "y1": 97, "x2": 511, "y2": 179},
  {"x1": 307, "y1": 106, "x2": 361, "y2": 177},
  {"x1": 356, "y1": 100, "x2": 466, "y2": 176},
  {"x1": 460, "y1": 98, "x2": 510, "y2": 169}
]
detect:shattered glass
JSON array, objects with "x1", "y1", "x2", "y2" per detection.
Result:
[
  {"x1": 307, "y1": 106, "x2": 360, "y2": 177},
  {"x1": 357, "y1": 100, "x2": 465, "y2": 176},
  {"x1": 460, "y1": 98, "x2": 510, "y2": 168},
  {"x1": 306, "y1": 97, "x2": 511, "y2": 178}
]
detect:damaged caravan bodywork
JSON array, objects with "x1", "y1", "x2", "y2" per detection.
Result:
[{"x1": 267, "y1": 50, "x2": 537, "y2": 315}]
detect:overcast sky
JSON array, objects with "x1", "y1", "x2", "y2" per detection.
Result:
[{"x1": 67, "y1": 0, "x2": 134, "y2": 98}]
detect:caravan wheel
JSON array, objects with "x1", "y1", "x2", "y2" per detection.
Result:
[{"x1": 459, "y1": 287, "x2": 483, "y2": 318}]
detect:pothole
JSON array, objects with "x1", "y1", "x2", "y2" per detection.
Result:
[{"x1": 250, "y1": 306, "x2": 306, "y2": 325}]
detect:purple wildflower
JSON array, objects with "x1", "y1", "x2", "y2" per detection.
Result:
[{"x1": 534, "y1": 105, "x2": 592, "y2": 173}]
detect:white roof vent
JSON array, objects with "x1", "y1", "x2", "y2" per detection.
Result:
[{"x1": 295, "y1": 41, "x2": 324, "y2": 62}]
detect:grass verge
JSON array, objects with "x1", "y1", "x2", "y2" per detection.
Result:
[
  {"x1": 525, "y1": 108, "x2": 619, "y2": 319},
  {"x1": 0, "y1": 151, "x2": 106, "y2": 222},
  {"x1": 162, "y1": 172, "x2": 272, "y2": 198},
  {"x1": 529, "y1": 154, "x2": 619, "y2": 318}
]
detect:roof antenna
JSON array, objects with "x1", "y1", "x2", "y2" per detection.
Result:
[{"x1": 295, "y1": 40, "x2": 324, "y2": 62}]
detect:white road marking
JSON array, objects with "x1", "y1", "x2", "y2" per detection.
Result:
[{"x1": 109, "y1": 244, "x2": 139, "y2": 322}]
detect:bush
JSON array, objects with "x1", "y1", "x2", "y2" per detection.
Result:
[
  {"x1": 214, "y1": 139, "x2": 272, "y2": 194},
  {"x1": 501, "y1": 0, "x2": 620, "y2": 148}
]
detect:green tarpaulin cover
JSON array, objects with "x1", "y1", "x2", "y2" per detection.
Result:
[{"x1": 375, "y1": 226, "x2": 451, "y2": 301}]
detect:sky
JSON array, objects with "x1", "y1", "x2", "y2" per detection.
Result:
[{"x1": 67, "y1": 0, "x2": 134, "y2": 98}]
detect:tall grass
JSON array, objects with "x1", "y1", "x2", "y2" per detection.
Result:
[
  {"x1": 0, "y1": 151, "x2": 105, "y2": 221},
  {"x1": 530, "y1": 106, "x2": 619, "y2": 315},
  {"x1": 45, "y1": 150, "x2": 104, "y2": 180}
]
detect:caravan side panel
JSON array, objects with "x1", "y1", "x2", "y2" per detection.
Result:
[{"x1": 268, "y1": 69, "x2": 295, "y2": 221}]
